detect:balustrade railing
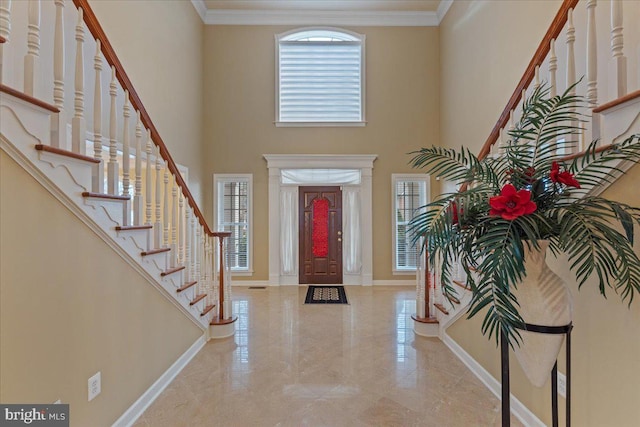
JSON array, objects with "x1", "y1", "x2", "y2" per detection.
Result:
[{"x1": 0, "y1": 0, "x2": 235, "y2": 325}]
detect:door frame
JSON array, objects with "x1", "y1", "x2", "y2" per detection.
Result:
[{"x1": 264, "y1": 154, "x2": 377, "y2": 286}]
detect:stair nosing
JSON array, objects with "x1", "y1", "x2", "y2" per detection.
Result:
[
  {"x1": 593, "y1": 89, "x2": 640, "y2": 113},
  {"x1": 160, "y1": 266, "x2": 185, "y2": 277},
  {"x1": 190, "y1": 294, "x2": 206, "y2": 306},
  {"x1": 35, "y1": 144, "x2": 101, "y2": 164},
  {"x1": 141, "y1": 247, "x2": 170, "y2": 256},
  {"x1": 115, "y1": 225, "x2": 153, "y2": 231},
  {"x1": 82, "y1": 192, "x2": 131, "y2": 201},
  {"x1": 177, "y1": 281, "x2": 197, "y2": 293},
  {"x1": 0, "y1": 84, "x2": 59, "y2": 113},
  {"x1": 434, "y1": 303, "x2": 450, "y2": 316},
  {"x1": 200, "y1": 304, "x2": 215, "y2": 316}
]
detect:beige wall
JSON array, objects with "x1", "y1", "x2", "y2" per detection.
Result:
[
  {"x1": 439, "y1": 0, "x2": 561, "y2": 152},
  {"x1": 203, "y1": 25, "x2": 440, "y2": 281},
  {"x1": 0, "y1": 152, "x2": 203, "y2": 426},
  {"x1": 441, "y1": 1, "x2": 640, "y2": 425},
  {"x1": 90, "y1": 0, "x2": 206, "y2": 207}
]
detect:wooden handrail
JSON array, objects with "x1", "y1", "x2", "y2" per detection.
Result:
[
  {"x1": 72, "y1": 0, "x2": 212, "y2": 235},
  {"x1": 477, "y1": 0, "x2": 580, "y2": 161}
]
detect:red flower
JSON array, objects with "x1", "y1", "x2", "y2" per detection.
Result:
[
  {"x1": 449, "y1": 202, "x2": 460, "y2": 224},
  {"x1": 550, "y1": 162, "x2": 581, "y2": 188},
  {"x1": 489, "y1": 184, "x2": 537, "y2": 220}
]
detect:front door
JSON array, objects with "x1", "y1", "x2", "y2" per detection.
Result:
[{"x1": 299, "y1": 186, "x2": 343, "y2": 284}]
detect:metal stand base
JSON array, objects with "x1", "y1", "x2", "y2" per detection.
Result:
[{"x1": 500, "y1": 322, "x2": 573, "y2": 427}]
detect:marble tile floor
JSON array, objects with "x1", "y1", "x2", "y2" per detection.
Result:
[{"x1": 133, "y1": 286, "x2": 524, "y2": 427}]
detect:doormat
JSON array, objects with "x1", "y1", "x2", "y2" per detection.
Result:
[{"x1": 304, "y1": 286, "x2": 348, "y2": 304}]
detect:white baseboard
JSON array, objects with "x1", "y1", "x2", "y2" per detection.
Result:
[
  {"x1": 441, "y1": 332, "x2": 545, "y2": 427},
  {"x1": 112, "y1": 334, "x2": 207, "y2": 427},
  {"x1": 372, "y1": 280, "x2": 415, "y2": 286}
]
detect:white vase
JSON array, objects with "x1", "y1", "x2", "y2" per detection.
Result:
[{"x1": 511, "y1": 240, "x2": 572, "y2": 388}]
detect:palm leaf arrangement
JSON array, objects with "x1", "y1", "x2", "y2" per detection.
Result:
[{"x1": 408, "y1": 84, "x2": 640, "y2": 346}]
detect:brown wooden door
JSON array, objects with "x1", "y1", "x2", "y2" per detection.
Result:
[{"x1": 299, "y1": 186, "x2": 343, "y2": 284}]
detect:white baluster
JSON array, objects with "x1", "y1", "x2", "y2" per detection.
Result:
[
  {"x1": 498, "y1": 127, "x2": 506, "y2": 156},
  {"x1": 566, "y1": 8, "x2": 576, "y2": 155},
  {"x1": 534, "y1": 65, "x2": 540, "y2": 90},
  {"x1": 549, "y1": 38, "x2": 557, "y2": 98},
  {"x1": 163, "y1": 162, "x2": 170, "y2": 252},
  {"x1": 92, "y1": 40, "x2": 104, "y2": 193},
  {"x1": 133, "y1": 112, "x2": 144, "y2": 226},
  {"x1": 0, "y1": 0, "x2": 12, "y2": 83},
  {"x1": 171, "y1": 176, "x2": 178, "y2": 268},
  {"x1": 610, "y1": 0, "x2": 627, "y2": 98},
  {"x1": 184, "y1": 203, "x2": 191, "y2": 282},
  {"x1": 51, "y1": 0, "x2": 66, "y2": 149},
  {"x1": 178, "y1": 191, "x2": 184, "y2": 268},
  {"x1": 107, "y1": 66, "x2": 118, "y2": 194},
  {"x1": 207, "y1": 235, "x2": 213, "y2": 305},
  {"x1": 586, "y1": 0, "x2": 598, "y2": 107},
  {"x1": 71, "y1": 8, "x2": 86, "y2": 155},
  {"x1": 24, "y1": 0, "x2": 40, "y2": 96},
  {"x1": 154, "y1": 145, "x2": 162, "y2": 248},
  {"x1": 566, "y1": 8, "x2": 576, "y2": 93},
  {"x1": 145, "y1": 129, "x2": 153, "y2": 226},
  {"x1": 122, "y1": 92, "x2": 131, "y2": 197},
  {"x1": 195, "y1": 223, "x2": 202, "y2": 293}
]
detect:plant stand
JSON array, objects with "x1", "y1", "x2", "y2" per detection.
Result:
[{"x1": 500, "y1": 322, "x2": 573, "y2": 427}]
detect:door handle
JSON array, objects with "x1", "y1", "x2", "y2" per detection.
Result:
[{"x1": 338, "y1": 238, "x2": 342, "y2": 242}]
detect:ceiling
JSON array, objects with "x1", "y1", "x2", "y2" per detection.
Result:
[{"x1": 192, "y1": 0, "x2": 452, "y2": 26}]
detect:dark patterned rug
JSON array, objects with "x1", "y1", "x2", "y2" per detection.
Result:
[{"x1": 304, "y1": 286, "x2": 348, "y2": 304}]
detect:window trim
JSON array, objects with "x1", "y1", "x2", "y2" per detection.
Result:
[
  {"x1": 391, "y1": 174, "x2": 430, "y2": 275},
  {"x1": 213, "y1": 174, "x2": 253, "y2": 276},
  {"x1": 275, "y1": 26, "x2": 366, "y2": 127}
]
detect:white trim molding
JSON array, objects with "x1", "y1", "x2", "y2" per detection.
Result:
[
  {"x1": 112, "y1": 335, "x2": 207, "y2": 427},
  {"x1": 436, "y1": 0, "x2": 454, "y2": 23},
  {"x1": 264, "y1": 154, "x2": 377, "y2": 286},
  {"x1": 190, "y1": 0, "x2": 208, "y2": 22},
  {"x1": 203, "y1": 10, "x2": 439, "y2": 26}
]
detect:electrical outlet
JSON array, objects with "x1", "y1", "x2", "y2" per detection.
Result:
[
  {"x1": 557, "y1": 372, "x2": 567, "y2": 398},
  {"x1": 88, "y1": 372, "x2": 101, "y2": 401}
]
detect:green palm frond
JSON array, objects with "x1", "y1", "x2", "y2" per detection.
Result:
[{"x1": 408, "y1": 82, "x2": 640, "y2": 347}]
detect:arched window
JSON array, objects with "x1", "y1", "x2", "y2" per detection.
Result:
[{"x1": 275, "y1": 27, "x2": 365, "y2": 126}]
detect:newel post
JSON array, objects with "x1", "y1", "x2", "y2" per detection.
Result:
[{"x1": 210, "y1": 231, "x2": 237, "y2": 339}]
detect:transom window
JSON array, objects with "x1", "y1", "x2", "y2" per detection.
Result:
[{"x1": 275, "y1": 27, "x2": 366, "y2": 126}]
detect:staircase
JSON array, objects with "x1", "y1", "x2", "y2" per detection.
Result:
[
  {"x1": 0, "y1": 0, "x2": 237, "y2": 338},
  {"x1": 413, "y1": 0, "x2": 640, "y2": 339}
]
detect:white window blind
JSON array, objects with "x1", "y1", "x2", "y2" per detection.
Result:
[
  {"x1": 392, "y1": 175, "x2": 429, "y2": 273},
  {"x1": 215, "y1": 175, "x2": 253, "y2": 273},
  {"x1": 276, "y1": 28, "x2": 365, "y2": 124}
]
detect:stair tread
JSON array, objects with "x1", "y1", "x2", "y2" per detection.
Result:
[
  {"x1": 411, "y1": 314, "x2": 439, "y2": 324},
  {"x1": 452, "y1": 280, "x2": 471, "y2": 291},
  {"x1": 210, "y1": 315, "x2": 238, "y2": 326},
  {"x1": 35, "y1": 144, "x2": 101, "y2": 164},
  {"x1": 200, "y1": 304, "x2": 215, "y2": 316},
  {"x1": 116, "y1": 225, "x2": 153, "y2": 231},
  {"x1": 434, "y1": 303, "x2": 450, "y2": 316},
  {"x1": 177, "y1": 281, "x2": 197, "y2": 293},
  {"x1": 82, "y1": 192, "x2": 130, "y2": 201},
  {"x1": 0, "y1": 84, "x2": 58, "y2": 113},
  {"x1": 141, "y1": 247, "x2": 170, "y2": 256},
  {"x1": 190, "y1": 294, "x2": 206, "y2": 305},
  {"x1": 593, "y1": 89, "x2": 640, "y2": 113},
  {"x1": 161, "y1": 266, "x2": 185, "y2": 277}
]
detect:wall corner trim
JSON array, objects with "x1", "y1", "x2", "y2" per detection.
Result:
[{"x1": 436, "y1": 0, "x2": 454, "y2": 24}]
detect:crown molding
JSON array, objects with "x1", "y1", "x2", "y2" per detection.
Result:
[
  {"x1": 190, "y1": 0, "x2": 208, "y2": 22},
  {"x1": 436, "y1": 0, "x2": 454, "y2": 23},
  {"x1": 202, "y1": 9, "x2": 440, "y2": 26}
]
